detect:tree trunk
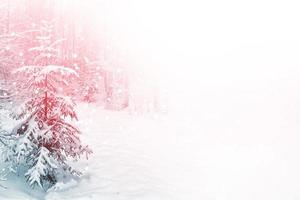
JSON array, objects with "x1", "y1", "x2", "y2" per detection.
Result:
[
  {"x1": 6, "y1": 0, "x2": 10, "y2": 33},
  {"x1": 44, "y1": 75, "x2": 48, "y2": 120}
]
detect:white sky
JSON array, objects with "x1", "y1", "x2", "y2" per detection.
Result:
[
  {"x1": 89, "y1": 0, "x2": 300, "y2": 103},
  {"x1": 90, "y1": 0, "x2": 300, "y2": 75},
  {"x1": 71, "y1": 0, "x2": 300, "y2": 109}
]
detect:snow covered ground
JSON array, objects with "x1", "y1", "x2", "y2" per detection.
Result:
[
  {"x1": 2, "y1": 74, "x2": 300, "y2": 200},
  {"x1": 49, "y1": 78, "x2": 300, "y2": 200}
]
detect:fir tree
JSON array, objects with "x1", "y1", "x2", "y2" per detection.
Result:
[{"x1": 1, "y1": 21, "x2": 92, "y2": 191}]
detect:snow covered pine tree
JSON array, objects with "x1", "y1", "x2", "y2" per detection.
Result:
[{"x1": 1, "y1": 21, "x2": 92, "y2": 191}]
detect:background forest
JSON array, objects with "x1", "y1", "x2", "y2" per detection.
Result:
[{"x1": 0, "y1": 0, "x2": 157, "y2": 112}]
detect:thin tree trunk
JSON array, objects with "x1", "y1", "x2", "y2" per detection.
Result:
[
  {"x1": 6, "y1": 0, "x2": 10, "y2": 34},
  {"x1": 44, "y1": 75, "x2": 48, "y2": 120}
]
